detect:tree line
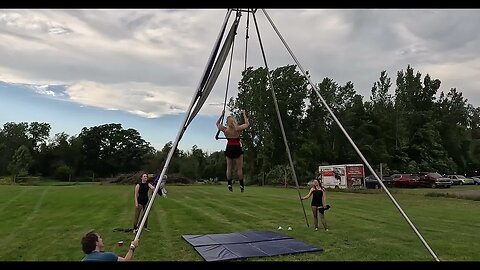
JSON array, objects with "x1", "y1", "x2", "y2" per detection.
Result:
[{"x1": 1, "y1": 65, "x2": 479, "y2": 184}]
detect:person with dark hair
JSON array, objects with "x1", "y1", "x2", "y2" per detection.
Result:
[
  {"x1": 301, "y1": 179, "x2": 330, "y2": 231},
  {"x1": 81, "y1": 230, "x2": 139, "y2": 261},
  {"x1": 216, "y1": 109, "x2": 250, "y2": 192},
  {"x1": 133, "y1": 173, "x2": 155, "y2": 233}
]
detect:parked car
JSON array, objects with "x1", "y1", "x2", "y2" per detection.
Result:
[
  {"x1": 364, "y1": 175, "x2": 391, "y2": 189},
  {"x1": 417, "y1": 172, "x2": 452, "y2": 188},
  {"x1": 471, "y1": 176, "x2": 480, "y2": 185},
  {"x1": 381, "y1": 175, "x2": 394, "y2": 187},
  {"x1": 445, "y1": 174, "x2": 461, "y2": 185},
  {"x1": 390, "y1": 174, "x2": 420, "y2": 188},
  {"x1": 365, "y1": 175, "x2": 381, "y2": 189},
  {"x1": 446, "y1": 175, "x2": 474, "y2": 185}
]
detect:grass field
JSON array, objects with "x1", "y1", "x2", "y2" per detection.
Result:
[{"x1": 0, "y1": 183, "x2": 479, "y2": 261}]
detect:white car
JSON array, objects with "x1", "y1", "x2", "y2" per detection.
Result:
[{"x1": 446, "y1": 175, "x2": 474, "y2": 185}]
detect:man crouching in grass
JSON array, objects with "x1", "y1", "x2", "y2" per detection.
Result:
[{"x1": 81, "y1": 229, "x2": 139, "y2": 261}]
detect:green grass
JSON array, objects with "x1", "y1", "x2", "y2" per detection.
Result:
[{"x1": 0, "y1": 184, "x2": 479, "y2": 261}]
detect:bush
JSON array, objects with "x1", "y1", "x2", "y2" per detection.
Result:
[
  {"x1": 54, "y1": 165, "x2": 73, "y2": 181},
  {"x1": 266, "y1": 165, "x2": 292, "y2": 185},
  {"x1": 202, "y1": 178, "x2": 220, "y2": 185},
  {"x1": 0, "y1": 176, "x2": 13, "y2": 185},
  {"x1": 167, "y1": 173, "x2": 195, "y2": 184}
]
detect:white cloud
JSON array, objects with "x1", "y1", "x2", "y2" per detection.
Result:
[
  {"x1": 0, "y1": 12, "x2": 61, "y2": 32},
  {"x1": 65, "y1": 81, "x2": 194, "y2": 118},
  {"x1": 421, "y1": 60, "x2": 480, "y2": 104},
  {"x1": 1, "y1": 8, "x2": 480, "y2": 117},
  {"x1": 29, "y1": 85, "x2": 56, "y2": 96}
]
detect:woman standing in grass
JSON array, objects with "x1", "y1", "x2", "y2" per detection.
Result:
[
  {"x1": 302, "y1": 179, "x2": 330, "y2": 231},
  {"x1": 133, "y1": 173, "x2": 155, "y2": 233}
]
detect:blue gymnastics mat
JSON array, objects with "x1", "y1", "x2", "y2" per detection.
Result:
[{"x1": 182, "y1": 230, "x2": 322, "y2": 261}]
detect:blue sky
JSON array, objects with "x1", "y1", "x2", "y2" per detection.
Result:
[
  {"x1": 1, "y1": 9, "x2": 480, "y2": 153},
  {"x1": 0, "y1": 82, "x2": 225, "y2": 153}
]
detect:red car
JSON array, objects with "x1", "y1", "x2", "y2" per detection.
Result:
[
  {"x1": 417, "y1": 172, "x2": 452, "y2": 188},
  {"x1": 390, "y1": 174, "x2": 420, "y2": 188}
]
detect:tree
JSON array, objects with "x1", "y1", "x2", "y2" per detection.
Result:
[
  {"x1": 28, "y1": 122, "x2": 51, "y2": 152},
  {"x1": 233, "y1": 65, "x2": 309, "y2": 182},
  {"x1": 0, "y1": 122, "x2": 50, "y2": 176},
  {"x1": 299, "y1": 78, "x2": 338, "y2": 177},
  {"x1": 436, "y1": 88, "x2": 470, "y2": 172},
  {"x1": 362, "y1": 71, "x2": 395, "y2": 168},
  {"x1": 8, "y1": 145, "x2": 33, "y2": 178},
  {"x1": 394, "y1": 66, "x2": 442, "y2": 171},
  {"x1": 78, "y1": 123, "x2": 155, "y2": 177},
  {"x1": 37, "y1": 133, "x2": 84, "y2": 178},
  {"x1": 0, "y1": 122, "x2": 29, "y2": 175},
  {"x1": 407, "y1": 121, "x2": 456, "y2": 172},
  {"x1": 371, "y1": 70, "x2": 393, "y2": 107},
  {"x1": 202, "y1": 151, "x2": 227, "y2": 180}
]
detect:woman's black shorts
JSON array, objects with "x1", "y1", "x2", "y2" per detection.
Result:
[
  {"x1": 137, "y1": 198, "x2": 148, "y2": 206},
  {"x1": 313, "y1": 204, "x2": 330, "y2": 214},
  {"x1": 224, "y1": 145, "x2": 243, "y2": 159}
]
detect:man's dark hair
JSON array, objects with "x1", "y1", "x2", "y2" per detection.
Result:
[{"x1": 81, "y1": 230, "x2": 98, "y2": 254}]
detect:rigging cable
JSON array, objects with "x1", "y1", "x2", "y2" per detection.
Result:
[
  {"x1": 261, "y1": 8, "x2": 440, "y2": 262},
  {"x1": 216, "y1": 10, "x2": 244, "y2": 140},
  {"x1": 251, "y1": 10, "x2": 310, "y2": 228}
]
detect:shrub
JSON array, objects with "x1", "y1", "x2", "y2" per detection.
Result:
[{"x1": 54, "y1": 165, "x2": 73, "y2": 181}]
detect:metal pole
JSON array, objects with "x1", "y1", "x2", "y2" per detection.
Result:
[
  {"x1": 261, "y1": 9, "x2": 440, "y2": 262},
  {"x1": 133, "y1": 9, "x2": 233, "y2": 241},
  {"x1": 252, "y1": 11, "x2": 309, "y2": 228},
  {"x1": 380, "y1": 163, "x2": 383, "y2": 181}
]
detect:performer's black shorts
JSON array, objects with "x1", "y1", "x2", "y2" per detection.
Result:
[{"x1": 224, "y1": 145, "x2": 243, "y2": 159}]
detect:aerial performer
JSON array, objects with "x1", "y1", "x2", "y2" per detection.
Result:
[{"x1": 216, "y1": 109, "x2": 250, "y2": 192}]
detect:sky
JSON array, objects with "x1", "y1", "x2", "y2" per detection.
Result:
[{"x1": 1, "y1": 9, "x2": 480, "y2": 153}]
